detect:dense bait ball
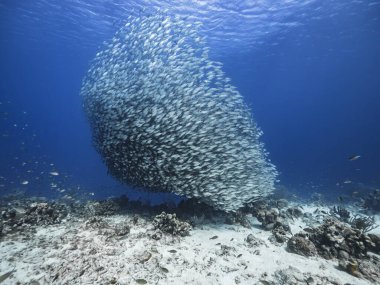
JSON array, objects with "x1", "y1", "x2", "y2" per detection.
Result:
[{"x1": 81, "y1": 14, "x2": 278, "y2": 212}]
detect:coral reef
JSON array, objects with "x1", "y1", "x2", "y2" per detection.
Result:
[
  {"x1": 152, "y1": 212, "x2": 191, "y2": 237},
  {"x1": 288, "y1": 218, "x2": 380, "y2": 282},
  {"x1": 306, "y1": 218, "x2": 378, "y2": 259},
  {"x1": 285, "y1": 206, "x2": 303, "y2": 219},
  {"x1": 255, "y1": 207, "x2": 283, "y2": 230},
  {"x1": 271, "y1": 224, "x2": 291, "y2": 244},
  {"x1": 20, "y1": 202, "x2": 67, "y2": 226},
  {"x1": 349, "y1": 215, "x2": 379, "y2": 233},
  {"x1": 247, "y1": 200, "x2": 296, "y2": 244},
  {"x1": 224, "y1": 211, "x2": 252, "y2": 228},
  {"x1": 329, "y1": 206, "x2": 351, "y2": 223},
  {"x1": 80, "y1": 13, "x2": 277, "y2": 212},
  {"x1": 245, "y1": 234, "x2": 266, "y2": 247},
  {"x1": 328, "y1": 206, "x2": 378, "y2": 233},
  {"x1": 1, "y1": 202, "x2": 67, "y2": 237},
  {"x1": 0, "y1": 193, "x2": 379, "y2": 284},
  {"x1": 85, "y1": 199, "x2": 121, "y2": 216},
  {"x1": 287, "y1": 235, "x2": 317, "y2": 257},
  {"x1": 339, "y1": 258, "x2": 380, "y2": 281}
]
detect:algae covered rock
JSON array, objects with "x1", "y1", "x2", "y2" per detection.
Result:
[
  {"x1": 152, "y1": 212, "x2": 191, "y2": 237},
  {"x1": 287, "y1": 235, "x2": 317, "y2": 257}
]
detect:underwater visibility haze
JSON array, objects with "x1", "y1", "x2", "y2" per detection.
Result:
[
  {"x1": 2, "y1": 1, "x2": 380, "y2": 285},
  {"x1": 1, "y1": 1, "x2": 380, "y2": 209}
]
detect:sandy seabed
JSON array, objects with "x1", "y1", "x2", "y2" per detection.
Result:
[{"x1": 0, "y1": 203, "x2": 379, "y2": 285}]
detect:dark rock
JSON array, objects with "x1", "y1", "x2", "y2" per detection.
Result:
[
  {"x1": 0, "y1": 201, "x2": 68, "y2": 238},
  {"x1": 368, "y1": 234, "x2": 380, "y2": 254},
  {"x1": 86, "y1": 199, "x2": 120, "y2": 216},
  {"x1": 256, "y1": 208, "x2": 281, "y2": 228},
  {"x1": 357, "y1": 258, "x2": 380, "y2": 283},
  {"x1": 264, "y1": 223, "x2": 275, "y2": 231},
  {"x1": 307, "y1": 218, "x2": 375, "y2": 259},
  {"x1": 225, "y1": 212, "x2": 251, "y2": 228},
  {"x1": 114, "y1": 222, "x2": 130, "y2": 236},
  {"x1": 8, "y1": 209, "x2": 17, "y2": 219},
  {"x1": 152, "y1": 212, "x2": 191, "y2": 237},
  {"x1": 245, "y1": 234, "x2": 265, "y2": 247},
  {"x1": 150, "y1": 230, "x2": 162, "y2": 240},
  {"x1": 338, "y1": 250, "x2": 350, "y2": 260},
  {"x1": 19, "y1": 202, "x2": 67, "y2": 227},
  {"x1": 339, "y1": 259, "x2": 360, "y2": 278},
  {"x1": 242, "y1": 200, "x2": 268, "y2": 217},
  {"x1": 272, "y1": 225, "x2": 290, "y2": 243},
  {"x1": 287, "y1": 235, "x2": 317, "y2": 257},
  {"x1": 286, "y1": 207, "x2": 303, "y2": 219},
  {"x1": 339, "y1": 257, "x2": 380, "y2": 282},
  {"x1": 219, "y1": 244, "x2": 234, "y2": 256},
  {"x1": 84, "y1": 217, "x2": 109, "y2": 230},
  {"x1": 276, "y1": 199, "x2": 288, "y2": 209}
]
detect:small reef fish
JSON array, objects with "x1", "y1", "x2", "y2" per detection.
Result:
[
  {"x1": 49, "y1": 171, "x2": 59, "y2": 176},
  {"x1": 21, "y1": 180, "x2": 29, "y2": 185},
  {"x1": 348, "y1": 155, "x2": 361, "y2": 161},
  {"x1": 343, "y1": 180, "x2": 352, "y2": 184},
  {"x1": 80, "y1": 13, "x2": 278, "y2": 212}
]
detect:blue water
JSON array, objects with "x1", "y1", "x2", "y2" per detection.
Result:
[{"x1": 0, "y1": 1, "x2": 379, "y2": 203}]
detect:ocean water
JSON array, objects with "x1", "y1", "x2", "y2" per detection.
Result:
[{"x1": 0, "y1": 0, "x2": 380, "y2": 204}]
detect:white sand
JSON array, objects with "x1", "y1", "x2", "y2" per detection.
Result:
[{"x1": 0, "y1": 204, "x2": 379, "y2": 285}]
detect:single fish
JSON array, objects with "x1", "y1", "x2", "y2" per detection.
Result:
[
  {"x1": 0, "y1": 269, "x2": 16, "y2": 283},
  {"x1": 168, "y1": 249, "x2": 177, "y2": 253},
  {"x1": 209, "y1": 235, "x2": 218, "y2": 240},
  {"x1": 348, "y1": 155, "x2": 361, "y2": 161},
  {"x1": 21, "y1": 180, "x2": 29, "y2": 185},
  {"x1": 343, "y1": 180, "x2": 352, "y2": 184},
  {"x1": 135, "y1": 278, "x2": 147, "y2": 284},
  {"x1": 49, "y1": 171, "x2": 59, "y2": 176}
]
